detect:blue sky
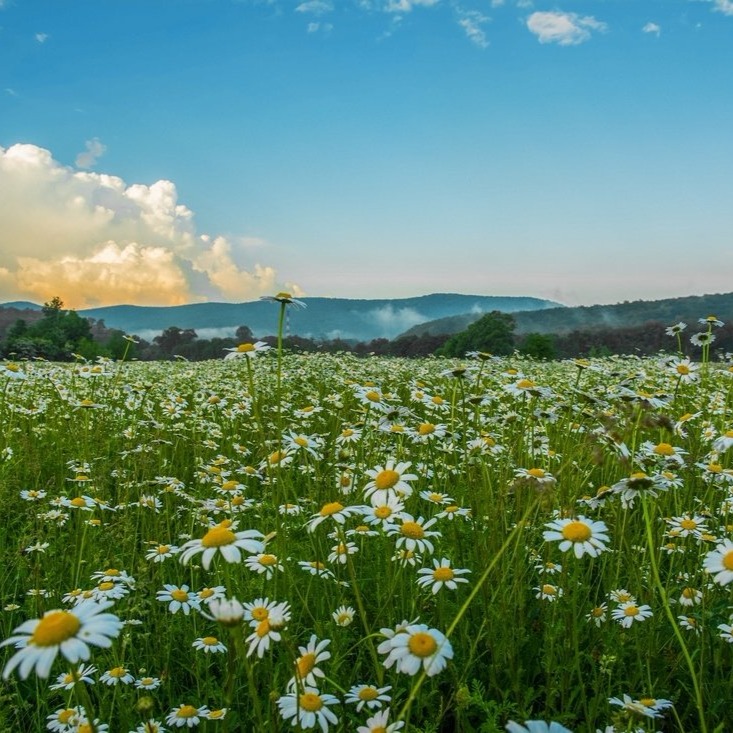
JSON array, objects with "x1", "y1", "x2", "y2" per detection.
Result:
[{"x1": 1, "y1": 0, "x2": 732, "y2": 308}]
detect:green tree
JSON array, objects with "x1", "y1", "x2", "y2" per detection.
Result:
[
  {"x1": 519, "y1": 332, "x2": 557, "y2": 360},
  {"x1": 436, "y1": 311, "x2": 516, "y2": 357}
]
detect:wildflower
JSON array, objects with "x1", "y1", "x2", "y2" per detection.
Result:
[
  {"x1": 287, "y1": 635, "x2": 331, "y2": 690},
  {"x1": 543, "y1": 516, "x2": 610, "y2": 558},
  {"x1": 608, "y1": 694, "x2": 673, "y2": 718},
  {"x1": 50, "y1": 663, "x2": 97, "y2": 690},
  {"x1": 677, "y1": 587, "x2": 702, "y2": 607},
  {"x1": 2, "y1": 599, "x2": 123, "y2": 680},
  {"x1": 436, "y1": 504, "x2": 471, "y2": 521},
  {"x1": 665, "y1": 322, "x2": 687, "y2": 336},
  {"x1": 332, "y1": 605, "x2": 355, "y2": 627},
  {"x1": 378, "y1": 623, "x2": 453, "y2": 676},
  {"x1": 690, "y1": 332, "x2": 715, "y2": 347},
  {"x1": 100, "y1": 665, "x2": 134, "y2": 685},
  {"x1": 712, "y1": 430, "x2": 733, "y2": 453},
  {"x1": 276, "y1": 688, "x2": 339, "y2": 732},
  {"x1": 206, "y1": 709, "x2": 227, "y2": 720},
  {"x1": 223, "y1": 341, "x2": 271, "y2": 360},
  {"x1": 718, "y1": 622, "x2": 733, "y2": 642},
  {"x1": 192, "y1": 636, "x2": 227, "y2": 654},
  {"x1": 416, "y1": 557, "x2": 471, "y2": 594},
  {"x1": 345, "y1": 684, "x2": 392, "y2": 712},
  {"x1": 586, "y1": 604, "x2": 608, "y2": 626},
  {"x1": 244, "y1": 552, "x2": 284, "y2": 578},
  {"x1": 260, "y1": 291, "x2": 306, "y2": 308},
  {"x1": 535, "y1": 584, "x2": 563, "y2": 602},
  {"x1": 132, "y1": 720, "x2": 167, "y2": 733},
  {"x1": 178, "y1": 520, "x2": 265, "y2": 570},
  {"x1": 244, "y1": 601, "x2": 290, "y2": 658},
  {"x1": 196, "y1": 586, "x2": 226, "y2": 605},
  {"x1": 363, "y1": 460, "x2": 418, "y2": 503},
  {"x1": 386, "y1": 514, "x2": 441, "y2": 555},
  {"x1": 46, "y1": 706, "x2": 85, "y2": 732},
  {"x1": 668, "y1": 358, "x2": 699, "y2": 383},
  {"x1": 156, "y1": 585, "x2": 201, "y2": 615},
  {"x1": 135, "y1": 676, "x2": 162, "y2": 690},
  {"x1": 702, "y1": 539, "x2": 733, "y2": 585},
  {"x1": 506, "y1": 722, "x2": 572, "y2": 733},
  {"x1": 357, "y1": 708, "x2": 404, "y2": 733},
  {"x1": 298, "y1": 560, "x2": 336, "y2": 580},
  {"x1": 201, "y1": 597, "x2": 244, "y2": 626},
  {"x1": 699, "y1": 315, "x2": 724, "y2": 328},
  {"x1": 678, "y1": 615, "x2": 702, "y2": 634},
  {"x1": 145, "y1": 544, "x2": 180, "y2": 563},
  {"x1": 611, "y1": 602, "x2": 653, "y2": 628},
  {"x1": 666, "y1": 514, "x2": 708, "y2": 539},
  {"x1": 166, "y1": 704, "x2": 210, "y2": 728},
  {"x1": 362, "y1": 495, "x2": 407, "y2": 528},
  {"x1": 306, "y1": 501, "x2": 364, "y2": 532}
]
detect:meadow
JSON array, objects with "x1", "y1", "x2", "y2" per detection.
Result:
[{"x1": 1, "y1": 316, "x2": 732, "y2": 733}]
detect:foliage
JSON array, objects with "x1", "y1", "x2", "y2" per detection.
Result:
[{"x1": 436, "y1": 311, "x2": 516, "y2": 357}]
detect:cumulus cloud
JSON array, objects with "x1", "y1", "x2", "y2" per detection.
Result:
[
  {"x1": 384, "y1": 0, "x2": 440, "y2": 13},
  {"x1": 75, "y1": 138, "x2": 107, "y2": 169},
  {"x1": 296, "y1": 0, "x2": 332, "y2": 14},
  {"x1": 712, "y1": 0, "x2": 733, "y2": 14},
  {"x1": 526, "y1": 11, "x2": 607, "y2": 46},
  {"x1": 642, "y1": 22, "x2": 661, "y2": 36},
  {"x1": 0, "y1": 143, "x2": 295, "y2": 308},
  {"x1": 457, "y1": 9, "x2": 489, "y2": 47}
]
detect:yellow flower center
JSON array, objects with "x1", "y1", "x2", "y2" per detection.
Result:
[
  {"x1": 431, "y1": 395, "x2": 444, "y2": 405},
  {"x1": 341, "y1": 429, "x2": 354, "y2": 437},
  {"x1": 236, "y1": 343, "x2": 255, "y2": 352},
  {"x1": 201, "y1": 523, "x2": 236, "y2": 547},
  {"x1": 375, "y1": 470, "x2": 400, "y2": 490},
  {"x1": 624, "y1": 605, "x2": 640, "y2": 617},
  {"x1": 251, "y1": 607, "x2": 269, "y2": 621},
  {"x1": 676, "y1": 364, "x2": 690, "y2": 375},
  {"x1": 98, "y1": 581, "x2": 115, "y2": 591},
  {"x1": 681, "y1": 588, "x2": 696, "y2": 599},
  {"x1": 221, "y1": 480, "x2": 238, "y2": 492},
  {"x1": 340, "y1": 474, "x2": 352, "y2": 487},
  {"x1": 527, "y1": 468, "x2": 545, "y2": 478},
  {"x1": 516, "y1": 379, "x2": 536, "y2": 389},
  {"x1": 299, "y1": 693, "x2": 323, "y2": 712},
  {"x1": 232, "y1": 496, "x2": 245, "y2": 506},
  {"x1": 297, "y1": 652, "x2": 316, "y2": 677},
  {"x1": 433, "y1": 567, "x2": 454, "y2": 582},
  {"x1": 708, "y1": 463, "x2": 722, "y2": 473},
  {"x1": 109, "y1": 666, "x2": 126, "y2": 677},
  {"x1": 259, "y1": 554, "x2": 278, "y2": 566},
  {"x1": 70, "y1": 497, "x2": 87, "y2": 507},
  {"x1": 408, "y1": 631, "x2": 438, "y2": 657},
  {"x1": 726, "y1": 430, "x2": 733, "y2": 439},
  {"x1": 276, "y1": 291, "x2": 293, "y2": 300},
  {"x1": 723, "y1": 550, "x2": 733, "y2": 571},
  {"x1": 177, "y1": 705, "x2": 198, "y2": 718},
  {"x1": 561, "y1": 521, "x2": 592, "y2": 542},
  {"x1": 310, "y1": 561, "x2": 325, "y2": 570},
  {"x1": 591, "y1": 606, "x2": 604, "y2": 617},
  {"x1": 653, "y1": 443, "x2": 675, "y2": 456},
  {"x1": 679, "y1": 518, "x2": 697, "y2": 530},
  {"x1": 269, "y1": 450, "x2": 287, "y2": 464},
  {"x1": 418, "y1": 423, "x2": 435, "y2": 436},
  {"x1": 171, "y1": 589, "x2": 189, "y2": 602},
  {"x1": 209, "y1": 710, "x2": 226, "y2": 719},
  {"x1": 58, "y1": 710, "x2": 76, "y2": 724},
  {"x1": 256, "y1": 619, "x2": 271, "y2": 637},
  {"x1": 202, "y1": 636, "x2": 219, "y2": 646},
  {"x1": 30, "y1": 611, "x2": 80, "y2": 647},
  {"x1": 336, "y1": 543, "x2": 347, "y2": 554},
  {"x1": 401, "y1": 521, "x2": 425, "y2": 539},
  {"x1": 358, "y1": 686, "x2": 379, "y2": 700},
  {"x1": 374, "y1": 506, "x2": 392, "y2": 519},
  {"x1": 444, "y1": 505, "x2": 458, "y2": 513},
  {"x1": 365, "y1": 390, "x2": 381, "y2": 402},
  {"x1": 320, "y1": 501, "x2": 344, "y2": 517},
  {"x1": 294, "y1": 436, "x2": 308, "y2": 448},
  {"x1": 78, "y1": 724, "x2": 93, "y2": 733},
  {"x1": 640, "y1": 698, "x2": 656, "y2": 707}
]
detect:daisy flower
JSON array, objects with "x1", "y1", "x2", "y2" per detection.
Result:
[
  {"x1": 357, "y1": 708, "x2": 404, "y2": 733},
  {"x1": 287, "y1": 635, "x2": 331, "y2": 690},
  {"x1": 416, "y1": 557, "x2": 471, "y2": 595},
  {"x1": 46, "y1": 706, "x2": 85, "y2": 732},
  {"x1": 135, "y1": 676, "x2": 162, "y2": 690},
  {"x1": 132, "y1": 720, "x2": 167, "y2": 733},
  {"x1": 608, "y1": 694, "x2": 673, "y2": 719},
  {"x1": 245, "y1": 553, "x2": 284, "y2": 578},
  {"x1": 386, "y1": 514, "x2": 441, "y2": 555},
  {"x1": 166, "y1": 704, "x2": 210, "y2": 728},
  {"x1": 201, "y1": 597, "x2": 245, "y2": 626},
  {"x1": 260, "y1": 291, "x2": 306, "y2": 307},
  {"x1": 666, "y1": 514, "x2": 708, "y2": 539},
  {"x1": 178, "y1": 520, "x2": 265, "y2": 570},
  {"x1": 611, "y1": 602, "x2": 653, "y2": 628},
  {"x1": 361, "y1": 496, "x2": 407, "y2": 528},
  {"x1": 543, "y1": 516, "x2": 609, "y2": 558},
  {"x1": 2, "y1": 599, "x2": 123, "y2": 680},
  {"x1": 506, "y1": 722, "x2": 572, "y2": 733},
  {"x1": 363, "y1": 461, "x2": 418, "y2": 503},
  {"x1": 702, "y1": 539, "x2": 733, "y2": 585},
  {"x1": 145, "y1": 543, "x2": 180, "y2": 563},
  {"x1": 718, "y1": 622, "x2": 733, "y2": 643},
  {"x1": 50, "y1": 663, "x2": 97, "y2": 690},
  {"x1": 332, "y1": 605, "x2": 355, "y2": 627},
  {"x1": 276, "y1": 688, "x2": 339, "y2": 732},
  {"x1": 712, "y1": 430, "x2": 733, "y2": 453},
  {"x1": 345, "y1": 683, "x2": 392, "y2": 712},
  {"x1": 306, "y1": 502, "x2": 364, "y2": 533},
  {"x1": 586, "y1": 604, "x2": 608, "y2": 627},
  {"x1": 377, "y1": 623, "x2": 453, "y2": 677},
  {"x1": 156, "y1": 585, "x2": 201, "y2": 616},
  {"x1": 99, "y1": 665, "x2": 134, "y2": 685},
  {"x1": 192, "y1": 636, "x2": 227, "y2": 654},
  {"x1": 223, "y1": 341, "x2": 271, "y2": 360},
  {"x1": 328, "y1": 541, "x2": 358, "y2": 565},
  {"x1": 535, "y1": 584, "x2": 563, "y2": 602}
]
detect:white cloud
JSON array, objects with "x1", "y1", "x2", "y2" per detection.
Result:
[
  {"x1": 712, "y1": 0, "x2": 733, "y2": 14},
  {"x1": 384, "y1": 0, "x2": 440, "y2": 13},
  {"x1": 75, "y1": 138, "x2": 107, "y2": 169},
  {"x1": 642, "y1": 22, "x2": 661, "y2": 36},
  {"x1": 0, "y1": 143, "x2": 295, "y2": 308},
  {"x1": 35, "y1": 32, "x2": 49, "y2": 43},
  {"x1": 526, "y1": 11, "x2": 607, "y2": 46},
  {"x1": 296, "y1": 0, "x2": 332, "y2": 14},
  {"x1": 457, "y1": 10, "x2": 489, "y2": 47}
]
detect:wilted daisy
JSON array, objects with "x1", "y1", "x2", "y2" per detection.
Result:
[
  {"x1": 192, "y1": 636, "x2": 227, "y2": 654},
  {"x1": 416, "y1": 557, "x2": 471, "y2": 595},
  {"x1": 287, "y1": 635, "x2": 331, "y2": 690},
  {"x1": 99, "y1": 665, "x2": 134, "y2": 685},
  {"x1": 276, "y1": 688, "x2": 339, "y2": 732},
  {"x1": 611, "y1": 602, "x2": 653, "y2": 628},
  {"x1": 2, "y1": 599, "x2": 123, "y2": 680},
  {"x1": 178, "y1": 520, "x2": 265, "y2": 570},
  {"x1": 345, "y1": 683, "x2": 392, "y2": 712},
  {"x1": 702, "y1": 539, "x2": 733, "y2": 585},
  {"x1": 357, "y1": 708, "x2": 404, "y2": 733},
  {"x1": 378, "y1": 623, "x2": 453, "y2": 677},
  {"x1": 156, "y1": 585, "x2": 201, "y2": 616},
  {"x1": 543, "y1": 516, "x2": 609, "y2": 558},
  {"x1": 166, "y1": 704, "x2": 210, "y2": 728}
]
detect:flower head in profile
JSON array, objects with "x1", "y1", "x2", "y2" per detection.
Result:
[
  {"x1": 2, "y1": 599, "x2": 123, "y2": 680},
  {"x1": 223, "y1": 341, "x2": 271, "y2": 360},
  {"x1": 260, "y1": 292, "x2": 306, "y2": 308},
  {"x1": 179, "y1": 520, "x2": 265, "y2": 570},
  {"x1": 505, "y1": 722, "x2": 572, "y2": 733}
]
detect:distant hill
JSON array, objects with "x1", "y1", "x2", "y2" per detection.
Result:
[
  {"x1": 68, "y1": 294, "x2": 560, "y2": 342},
  {"x1": 400, "y1": 291, "x2": 733, "y2": 338},
  {"x1": 0, "y1": 301, "x2": 42, "y2": 311}
]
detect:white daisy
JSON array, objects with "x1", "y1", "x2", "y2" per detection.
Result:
[
  {"x1": 543, "y1": 516, "x2": 609, "y2": 558},
  {"x1": 276, "y1": 688, "x2": 339, "y2": 732},
  {"x1": 702, "y1": 539, "x2": 733, "y2": 585},
  {"x1": 377, "y1": 623, "x2": 453, "y2": 677},
  {"x1": 178, "y1": 520, "x2": 265, "y2": 570}
]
